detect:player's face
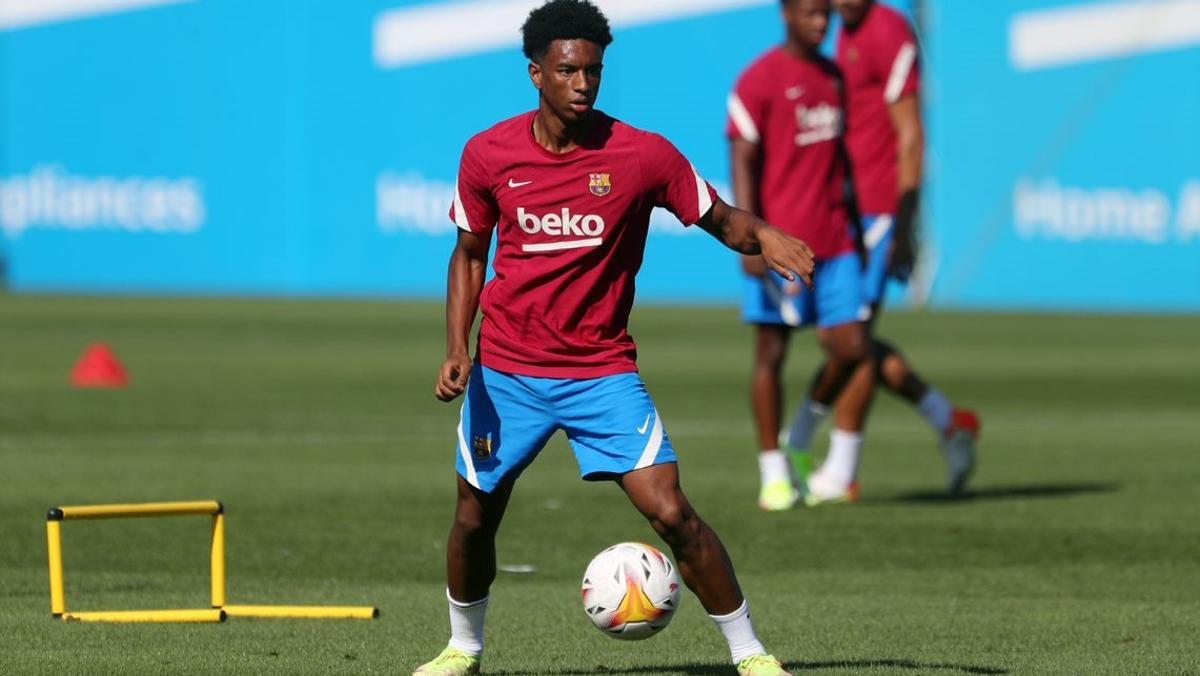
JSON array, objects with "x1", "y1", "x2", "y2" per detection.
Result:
[
  {"x1": 529, "y1": 39, "x2": 604, "y2": 125},
  {"x1": 833, "y1": 0, "x2": 870, "y2": 26},
  {"x1": 784, "y1": 0, "x2": 831, "y2": 49}
]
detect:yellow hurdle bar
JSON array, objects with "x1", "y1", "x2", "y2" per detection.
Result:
[
  {"x1": 223, "y1": 605, "x2": 379, "y2": 620},
  {"x1": 210, "y1": 513, "x2": 226, "y2": 608},
  {"x1": 61, "y1": 609, "x2": 226, "y2": 623},
  {"x1": 53, "y1": 500, "x2": 223, "y2": 520},
  {"x1": 46, "y1": 520, "x2": 66, "y2": 616}
]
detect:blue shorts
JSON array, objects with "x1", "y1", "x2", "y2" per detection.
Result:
[
  {"x1": 741, "y1": 251, "x2": 867, "y2": 329},
  {"x1": 860, "y1": 213, "x2": 899, "y2": 307},
  {"x1": 454, "y1": 365, "x2": 677, "y2": 493}
]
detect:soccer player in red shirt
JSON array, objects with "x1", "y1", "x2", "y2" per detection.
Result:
[
  {"x1": 782, "y1": 0, "x2": 980, "y2": 501},
  {"x1": 416, "y1": 2, "x2": 811, "y2": 675},
  {"x1": 728, "y1": 0, "x2": 878, "y2": 511}
]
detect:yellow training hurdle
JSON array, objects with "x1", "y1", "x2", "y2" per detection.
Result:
[{"x1": 46, "y1": 500, "x2": 377, "y2": 623}]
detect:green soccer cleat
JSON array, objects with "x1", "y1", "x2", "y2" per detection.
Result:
[
  {"x1": 413, "y1": 646, "x2": 480, "y2": 676},
  {"x1": 757, "y1": 478, "x2": 799, "y2": 511},
  {"x1": 737, "y1": 653, "x2": 792, "y2": 676},
  {"x1": 786, "y1": 447, "x2": 813, "y2": 488}
]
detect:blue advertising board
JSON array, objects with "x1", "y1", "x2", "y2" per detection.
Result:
[
  {"x1": 8, "y1": 0, "x2": 1195, "y2": 311},
  {"x1": 923, "y1": 0, "x2": 1200, "y2": 310}
]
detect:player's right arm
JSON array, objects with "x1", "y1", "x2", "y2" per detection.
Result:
[
  {"x1": 727, "y1": 73, "x2": 768, "y2": 278},
  {"x1": 436, "y1": 138, "x2": 499, "y2": 402},
  {"x1": 436, "y1": 227, "x2": 492, "y2": 402},
  {"x1": 698, "y1": 198, "x2": 814, "y2": 288}
]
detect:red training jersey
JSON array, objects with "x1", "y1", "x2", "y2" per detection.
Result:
[
  {"x1": 449, "y1": 110, "x2": 718, "y2": 379},
  {"x1": 726, "y1": 47, "x2": 853, "y2": 259},
  {"x1": 836, "y1": 1, "x2": 921, "y2": 216}
]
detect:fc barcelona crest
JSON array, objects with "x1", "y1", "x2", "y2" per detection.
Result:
[{"x1": 588, "y1": 173, "x2": 612, "y2": 197}]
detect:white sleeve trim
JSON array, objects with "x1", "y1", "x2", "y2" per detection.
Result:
[
  {"x1": 452, "y1": 180, "x2": 472, "y2": 232},
  {"x1": 884, "y1": 42, "x2": 917, "y2": 103},
  {"x1": 726, "y1": 92, "x2": 760, "y2": 144},
  {"x1": 691, "y1": 164, "x2": 714, "y2": 219}
]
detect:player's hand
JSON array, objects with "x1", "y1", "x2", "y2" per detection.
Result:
[
  {"x1": 740, "y1": 254, "x2": 768, "y2": 278},
  {"x1": 757, "y1": 226, "x2": 815, "y2": 288},
  {"x1": 435, "y1": 354, "x2": 473, "y2": 402}
]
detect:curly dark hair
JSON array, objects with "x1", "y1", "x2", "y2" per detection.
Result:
[{"x1": 521, "y1": 0, "x2": 613, "y2": 61}]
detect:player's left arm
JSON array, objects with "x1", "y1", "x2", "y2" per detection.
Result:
[
  {"x1": 697, "y1": 198, "x2": 814, "y2": 287},
  {"x1": 888, "y1": 94, "x2": 924, "y2": 278}
]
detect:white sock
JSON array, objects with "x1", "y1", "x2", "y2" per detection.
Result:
[
  {"x1": 818, "y1": 428, "x2": 863, "y2": 486},
  {"x1": 446, "y1": 589, "x2": 488, "y2": 656},
  {"x1": 757, "y1": 449, "x2": 790, "y2": 485},
  {"x1": 918, "y1": 388, "x2": 953, "y2": 436},
  {"x1": 710, "y1": 600, "x2": 767, "y2": 664},
  {"x1": 785, "y1": 397, "x2": 829, "y2": 450}
]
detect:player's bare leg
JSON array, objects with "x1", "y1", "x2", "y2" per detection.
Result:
[
  {"x1": 620, "y1": 463, "x2": 790, "y2": 674},
  {"x1": 805, "y1": 321, "x2": 876, "y2": 504},
  {"x1": 749, "y1": 324, "x2": 799, "y2": 510},
  {"x1": 415, "y1": 476, "x2": 514, "y2": 675}
]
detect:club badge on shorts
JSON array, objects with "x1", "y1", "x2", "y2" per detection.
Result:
[
  {"x1": 472, "y1": 434, "x2": 494, "y2": 459},
  {"x1": 588, "y1": 173, "x2": 611, "y2": 197}
]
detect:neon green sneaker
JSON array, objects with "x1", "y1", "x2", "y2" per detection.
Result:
[
  {"x1": 413, "y1": 646, "x2": 480, "y2": 675},
  {"x1": 737, "y1": 653, "x2": 792, "y2": 676},
  {"x1": 757, "y1": 478, "x2": 799, "y2": 511}
]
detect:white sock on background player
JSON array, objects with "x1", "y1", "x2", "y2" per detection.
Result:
[
  {"x1": 710, "y1": 600, "x2": 768, "y2": 664},
  {"x1": 757, "y1": 449, "x2": 790, "y2": 485},
  {"x1": 447, "y1": 590, "x2": 488, "y2": 656},
  {"x1": 815, "y1": 428, "x2": 862, "y2": 487}
]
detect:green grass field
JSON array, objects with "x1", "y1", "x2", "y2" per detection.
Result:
[{"x1": 1, "y1": 294, "x2": 1197, "y2": 675}]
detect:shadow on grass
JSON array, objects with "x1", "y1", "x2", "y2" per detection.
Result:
[
  {"x1": 489, "y1": 657, "x2": 1007, "y2": 675},
  {"x1": 885, "y1": 482, "x2": 1118, "y2": 504}
]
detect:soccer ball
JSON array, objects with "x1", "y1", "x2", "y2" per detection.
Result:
[{"x1": 580, "y1": 542, "x2": 681, "y2": 640}]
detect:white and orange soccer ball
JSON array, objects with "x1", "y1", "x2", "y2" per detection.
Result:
[{"x1": 580, "y1": 542, "x2": 682, "y2": 640}]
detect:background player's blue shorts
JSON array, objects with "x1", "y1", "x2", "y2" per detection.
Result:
[
  {"x1": 741, "y1": 251, "x2": 867, "y2": 328},
  {"x1": 860, "y1": 213, "x2": 898, "y2": 307},
  {"x1": 454, "y1": 365, "x2": 677, "y2": 493}
]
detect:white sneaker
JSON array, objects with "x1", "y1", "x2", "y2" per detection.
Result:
[{"x1": 803, "y1": 472, "x2": 858, "y2": 507}]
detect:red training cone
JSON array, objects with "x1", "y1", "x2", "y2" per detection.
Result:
[{"x1": 71, "y1": 343, "x2": 129, "y2": 388}]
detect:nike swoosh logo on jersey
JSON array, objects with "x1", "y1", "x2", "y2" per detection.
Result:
[
  {"x1": 508, "y1": 179, "x2": 533, "y2": 188},
  {"x1": 637, "y1": 414, "x2": 652, "y2": 435}
]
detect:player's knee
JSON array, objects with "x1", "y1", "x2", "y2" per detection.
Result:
[
  {"x1": 452, "y1": 503, "x2": 495, "y2": 539},
  {"x1": 645, "y1": 499, "x2": 696, "y2": 543},
  {"x1": 824, "y1": 331, "x2": 869, "y2": 364}
]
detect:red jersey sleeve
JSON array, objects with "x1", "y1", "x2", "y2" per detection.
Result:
[
  {"x1": 448, "y1": 137, "x2": 499, "y2": 234},
  {"x1": 875, "y1": 15, "x2": 920, "y2": 104},
  {"x1": 641, "y1": 133, "x2": 718, "y2": 226},
  {"x1": 726, "y1": 66, "x2": 768, "y2": 144}
]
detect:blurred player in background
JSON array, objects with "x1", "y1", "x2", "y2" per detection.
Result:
[
  {"x1": 728, "y1": 0, "x2": 876, "y2": 511},
  {"x1": 784, "y1": 0, "x2": 980, "y2": 501},
  {"x1": 416, "y1": 2, "x2": 813, "y2": 674}
]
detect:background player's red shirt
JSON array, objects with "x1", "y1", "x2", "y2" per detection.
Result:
[
  {"x1": 726, "y1": 47, "x2": 853, "y2": 259},
  {"x1": 836, "y1": 1, "x2": 920, "y2": 216},
  {"x1": 450, "y1": 111, "x2": 718, "y2": 379}
]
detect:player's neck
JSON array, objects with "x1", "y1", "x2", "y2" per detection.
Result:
[
  {"x1": 532, "y1": 105, "x2": 594, "y2": 154},
  {"x1": 783, "y1": 40, "x2": 822, "y2": 62}
]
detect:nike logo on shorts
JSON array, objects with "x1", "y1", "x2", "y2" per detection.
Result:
[
  {"x1": 637, "y1": 414, "x2": 652, "y2": 434},
  {"x1": 508, "y1": 178, "x2": 533, "y2": 188}
]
